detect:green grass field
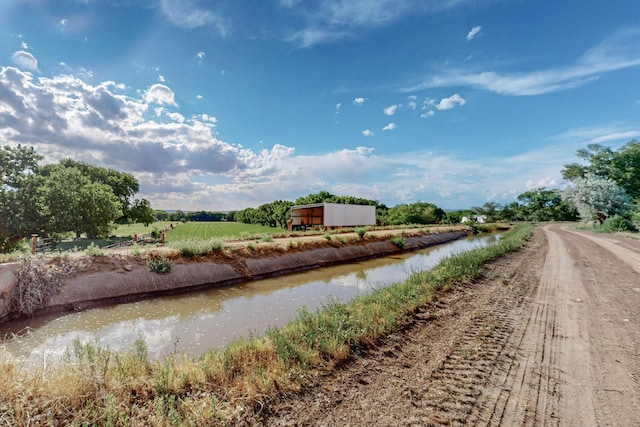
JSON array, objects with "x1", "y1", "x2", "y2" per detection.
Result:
[
  {"x1": 112, "y1": 221, "x2": 175, "y2": 237},
  {"x1": 165, "y1": 221, "x2": 286, "y2": 243}
]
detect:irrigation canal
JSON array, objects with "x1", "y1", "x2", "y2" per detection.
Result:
[{"x1": 1, "y1": 233, "x2": 500, "y2": 362}]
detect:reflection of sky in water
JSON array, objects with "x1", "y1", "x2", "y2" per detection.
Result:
[{"x1": 1, "y1": 234, "x2": 499, "y2": 362}]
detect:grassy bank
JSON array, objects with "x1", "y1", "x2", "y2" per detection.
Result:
[{"x1": 0, "y1": 224, "x2": 532, "y2": 426}]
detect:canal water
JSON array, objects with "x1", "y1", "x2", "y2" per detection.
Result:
[{"x1": 0, "y1": 234, "x2": 500, "y2": 362}]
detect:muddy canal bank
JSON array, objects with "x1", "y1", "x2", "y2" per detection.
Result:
[{"x1": 1, "y1": 230, "x2": 468, "y2": 323}]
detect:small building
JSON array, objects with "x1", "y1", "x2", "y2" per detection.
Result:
[
  {"x1": 461, "y1": 215, "x2": 487, "y2": 224},
  {"x1": 288, "y1": 203, "x2": 376, "y2": 231}
]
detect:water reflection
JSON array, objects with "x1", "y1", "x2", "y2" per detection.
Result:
[{"x1": 1, "y1": 234, "x2": 500, "y2": 361}]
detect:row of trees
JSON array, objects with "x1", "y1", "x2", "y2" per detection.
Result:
[
  {"x1": 0, "y1": 145, "x2": 153, "y2": 251},
  {"x1": 154, "y1": 210, "x2": 231, "y2": 222},
  {"x1": 232, "y1": 191, "x2": 451, "y2": 229},
  {"x1": 468, "y1": 140, "x2": 640, "y2": 225}
]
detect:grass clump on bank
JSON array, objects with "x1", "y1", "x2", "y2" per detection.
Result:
[
  {"x1": 0, "y1": 224, "x2": 531, "y2": 425},
  {"x1": 146, "y1": 254, "x2": 172, "y2": 274}
]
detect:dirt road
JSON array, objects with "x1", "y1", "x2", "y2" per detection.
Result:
[{"x1": 248, "y1": 224, "x2": 640, "y2": 426}]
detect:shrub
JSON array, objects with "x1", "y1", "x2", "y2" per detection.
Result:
[
  {"x1": 390, "y1": 235, "x2": 405, "y2": 248},
  {"x1": 355, "y1": 227, "x2": 367, "y2": 239},
  {"x1": 146, "y1": 254, "x2": 172, "y2": 274},
  {"x1": 209, "y1": 239, "x2": 225, "y2": 251},
  {"x1": 323, "y1": 233, "x2": 332, "y2": 241},
  {"x1": 129, "y1": 243, "x2": 140, "y2": 256},
  {"x1": 260, "y1": 234, "x2": 274, "y2": 243},
  {"x1": 600, "y1": 215, "x2": 637, "y2": 233},
  {"x1": 177, "y1": 241, "x2": 204, "y2": 258},
  {"x1": 85, "y1": 242, "x2": 104, "y2": 257},
  {"x1": 151, "y1": 227, "x2": 161, "y2": 239}
]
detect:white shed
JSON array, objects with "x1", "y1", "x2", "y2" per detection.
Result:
[{"x1": 289, "y1": 203, "x2": 376, "y2": 230}]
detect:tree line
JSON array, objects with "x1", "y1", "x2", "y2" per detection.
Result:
[
  {"x1": 1, "y1": 145, "x2": 153, "y2": 251},
  {"x1": 4, "y1": 140, "x2": 637, "y2": 252}
]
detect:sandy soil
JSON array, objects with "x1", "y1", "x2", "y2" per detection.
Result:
[{"x1": 242, "y1": 224, "x2": 640, "y2": 426}]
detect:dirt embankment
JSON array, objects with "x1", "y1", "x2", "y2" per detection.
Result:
[
  {"x1": 0, "y1": 230, "x2": 468, "y2": 323},
  {"x1": 247, "y1": 224, "x2": 640, "y2": 426}
]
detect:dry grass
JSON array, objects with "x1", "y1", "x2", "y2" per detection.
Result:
[{"x1": 10, "y1": 257, "x2": 83, "y2": 316}]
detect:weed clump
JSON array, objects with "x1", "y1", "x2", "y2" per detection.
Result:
[
  {"x1": 146, "y1": 254, "x2": 172, "y2": 274},
  {"x1": 85, "y1": 242, "x2": 104, "y2": 257},
  {"x1": 390, "y1": 235, "x2": 405, "y2": 248}
]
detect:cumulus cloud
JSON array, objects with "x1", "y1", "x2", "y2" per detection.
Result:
[
  {"x1": 436, "y1": 93, "x2": 466, "y2": 110},
  {"x1": 382, "y1": 123, "x2": 396, "y2": 131},
  {"x1": 11, "y1": 51, "x2": 39, "y2": 72},
  {"x1": 466, "y1": 25, "x2": 482, "y2": 41},
  {"x1": 145, "y1": 84, "x2": 178, "y2": 106},
  {"x1": 353, "y1": 97, "x2": 367, "y2": 105},
  {"x1": 362, "y1": 129, "x2": 374, "y2": 136},
  {"x1": 420, "y1": 110, "x2": 435, "y2": 118},
  {"x1": 0, "y1": 66, "x2": 242, "y2": 188},
  {"x1": 383, "y1": 104, "x2": 398, "y2": 115},
  {"x1": 197, "y1": 52, "x2": 206, "y2": 60}
]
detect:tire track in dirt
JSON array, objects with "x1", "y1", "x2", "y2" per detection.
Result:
[
  {"x1": 470, "y1": 224, "x2": 640, "y2": 426},
  {"x1": 254, "y1": 225, "x2": 640, "y2": 426},
  {"x1": 552, "y1": 225, "x2": 640, "y2": 426}
]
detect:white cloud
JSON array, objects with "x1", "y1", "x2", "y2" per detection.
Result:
[
  {"x1": 420, "y1": 110, "x2": 435, "y2": 118},
  {"x1": 362, "y1": 129, "x2": 374, "y2": 136},
  {"x1": 410, "y1": 28, "x2": 640, "y2": 96},
  {"x1": 197, "y1": 52, "x2": 206, "y2": 60},
  {"x1": 335, "y1": 102, "x2": 342, "y2": 111},
  {"x1": 284, "y1": 0, "x2": 468, "y2": 48},
  {"x1": 436, "y1": 93, "x2": 466, "y2": 110},
  {"x1": 353, "y1": 97, "x2": 367, "y2": 105},
  {"x1": 466, "y1": 25, "x2": 482, "y2": 41},
  {"x1": 382, "y1": 123, "x2": 396, "y2": 131},
  {"x1": 551, "y1": 125, "x2": 640, "y2": 147},
  {"x1": 160, "y1": 0, "x2": 228, "y2": 34},
  {"x1": 383, "y1": 104, "x2": 399, "y2": 115},
  {"x1": 11, "y1": 51, "x2": 39, "y2": 72},
  {"x1": 145, "y1": 84, "x2": 178, "y2": 106}
]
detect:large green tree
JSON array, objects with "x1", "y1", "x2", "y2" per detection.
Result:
[
  {"x1": 0, "y1": 145, "x2": 150, "y2": 251},
  {"x1": 39, "y1": 159, "x2": 141, "y2": 223},
  {"x1": 562, "y1": 140, "x2": 640, "y2": 199},
  {"x1": 41, "y1": 166, "x2": 123, "y2": 238},
  {"x1": 0, "y1": 145, "x2": 42, "y2": 250}
]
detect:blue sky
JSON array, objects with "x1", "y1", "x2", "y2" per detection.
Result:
[{"x1": 1, "y1": 0, "x2": 639, "y2": 211}]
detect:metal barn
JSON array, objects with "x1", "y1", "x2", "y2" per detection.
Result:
[{"x1": 288, "y1": 203, "x2": 376, "y2": 230}]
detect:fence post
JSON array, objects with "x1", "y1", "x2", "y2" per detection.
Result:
[
  {"x1": 161, "y1": 232, "x2": 165, "y2": 246},
  {"x1": 31, "y1": 234, "x2": 38, "y2": 255}
]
